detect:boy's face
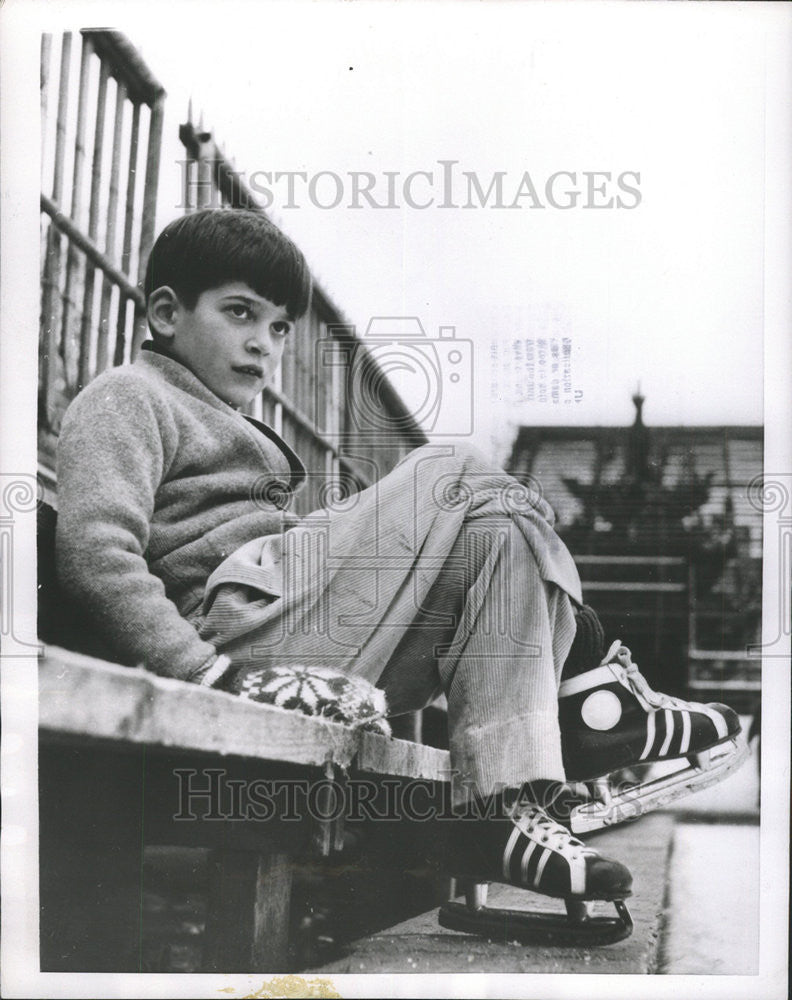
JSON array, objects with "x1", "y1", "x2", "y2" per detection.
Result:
[{"x1": 161, "y1": 282, "x2": 293, "y2": 408}]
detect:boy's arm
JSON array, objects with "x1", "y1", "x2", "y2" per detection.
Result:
[{"x1": 55, "y1": 380, "x2": 231, "y2": 686}]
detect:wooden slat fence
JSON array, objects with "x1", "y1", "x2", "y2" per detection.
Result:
[
  {"x1": 39, "y1": 31, "x2": 426, "y2": 514},
  {"x1": 39, "y1": 29, "x2": 166, "y2": 451}
]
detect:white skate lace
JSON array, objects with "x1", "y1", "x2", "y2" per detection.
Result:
[
  {"x1": 605, "y1": 641, "x2": 691, "y2": 711},
  {"x1": 512, "y1": 803, "x2": 590, "y2": 858}
]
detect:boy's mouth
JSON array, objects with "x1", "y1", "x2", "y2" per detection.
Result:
[{"x1": 233, "y1": 364, "x2": 265, "y2": 379}]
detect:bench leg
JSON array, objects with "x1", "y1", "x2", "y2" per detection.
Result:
[
  {"x1": 389, "y1": 710, "x2": 422, "y2": 742},
  {"x1": 40, "y1": 839, "x2": 144, "y2": 971},
  {"x1": 203, "y1": 849, "x2": 293, "y2": 972},
  {"x1": 39, "y1": 747, "x2": 144, "y2": 972}
]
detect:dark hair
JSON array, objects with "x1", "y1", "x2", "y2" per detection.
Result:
[{"x1": 144, "y1": 208, "x2": 312, "y2": 319}]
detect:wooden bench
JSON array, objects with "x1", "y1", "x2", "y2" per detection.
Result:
[{"x1": 39, "y1": 645, "x2": 452, "y2": 972}]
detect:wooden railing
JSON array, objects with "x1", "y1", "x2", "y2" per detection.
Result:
[
  {"x1": 687, "y1": 648, "x2": 761, "y2": 714},
  {"x1": 38, "y1": 32, "x2": 427, "y2": 512},
  {"x1": 40, "y1": 30, "x2": 166, "y2": 435}
]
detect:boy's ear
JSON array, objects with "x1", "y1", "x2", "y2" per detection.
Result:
[{"x1": 147, "y1": 287, "x2": 181, "y2": 340}]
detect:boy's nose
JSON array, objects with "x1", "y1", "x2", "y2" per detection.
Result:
[{"x1": 246, "y1": 329, "x2": 272, "y2": 356}]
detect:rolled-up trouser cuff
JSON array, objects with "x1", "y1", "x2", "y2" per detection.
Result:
[{"x1": 450, "y1": 710, "x2": 565, "y2": 805}]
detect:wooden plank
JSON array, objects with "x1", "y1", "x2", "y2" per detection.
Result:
[
  {"x1": 40, "y1": 34, "x2": 53, "y2": 184},
  {"x1": 204, "y1": 850, "x2": 292, "y2": 972},
  {"x1": 358, "y1": 729, "x2": 450, "y2": 781},
  {"x1": 133, "y1": 93, "x2": 165, "y2": 356},
  {"x1": 114, "y1": 99, "x2": 140, "y2": 366},
  {"x1": 60, "y1": 34, "x2": 93, "y2": 392},
  {"x1": 40, "y1": 646, "x2": 453, "y2": 782},
  {"x1": 40, "y1": 646, "x2": 359, "y2": 769},
  {"x1": 82, "y1": 29, "x2": 165, "y2": 107},
  {"x1": 78, "y1": 56, "x2": 109, "y2": 389},
  {"x1": 50, "y1": 33, "x2": 72, "y2": 209},
  {"x1": 41, "y1": 32, "x2": 72, "y2": 428},
  {"x1": 96, "y1": 79, "x2": 126, "y2": 375}
]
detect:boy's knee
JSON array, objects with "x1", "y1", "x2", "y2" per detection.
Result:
[
  {"x1": 444, "y1": 441, "x2": 492, "y2": 470},
  {"x1": 408, "y1": 441, "x2": 495, "y2": 476}
]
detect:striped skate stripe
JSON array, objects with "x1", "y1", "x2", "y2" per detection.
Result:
[
  {"x1": 639, "y1": 709, "x2": 699, "y2": 760},
  {"x1": 504, "y1": 830, "x2": 544, "y2": 886},
  {"x1": 679, "y1": 709, "x2": 692, "y2": 754},
  {"x1": 519, "y1": 840, "x2": 539, "y2": 883},
  {"x1": 502, "y1": 826, "x2": 522, "y2": 880},
  {"x1": 533, "y1": 847, "x2": 552, "y2": 888},
  {"x1": 639, "y1": 709, "x2": 656, "y2": 760},
  {"x1": 702, "y1": 705, "x2": 729, "y2": 740},
  {"x1": 658, "y1": 709, "x2": 675, "y2": 757},
  {"x1": 503, "y1": 829, "x2": 569, "y2": 893},
  {"x1": 638, "y1": 706, "x2": 729, "y2": 759}
]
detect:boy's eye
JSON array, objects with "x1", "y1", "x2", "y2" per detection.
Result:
[
  {"x1": 271, "y1": 320, "x2": 292, "y2": 337},
  {"x1": 227, "y1": 303, "x2": 253, "y2": 320}
]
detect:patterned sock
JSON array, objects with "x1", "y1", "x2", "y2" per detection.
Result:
[
  {"x1": 562, "y1": 603, "x2": 605, "y2": 680},
  {"x1": 223, "y1": 663, "x2": 392, "y2": 735}
]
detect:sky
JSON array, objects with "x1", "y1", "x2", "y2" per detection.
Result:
[{"x1": 19, "y1": 0, "x2": 789, "y2": 455}]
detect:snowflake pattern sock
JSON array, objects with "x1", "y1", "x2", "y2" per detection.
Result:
[{"x1": 229, "y1": 663, "x2": 391, "y2": 736}]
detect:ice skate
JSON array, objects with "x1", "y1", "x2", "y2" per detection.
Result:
[
  {"x1": 438, "y1": 794, "x2": 634, "y2": 946},
  {"x1": 559, "y1": 639, "x2": 749, "y2": 834}
]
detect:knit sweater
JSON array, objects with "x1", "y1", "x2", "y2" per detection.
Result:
[{"x1": 55, "y1": 344, "x2": 305, "y2": 682}]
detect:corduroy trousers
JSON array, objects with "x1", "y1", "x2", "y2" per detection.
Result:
[{"x1": 200, "y1": 443, "x2": 582, "y2": 797}]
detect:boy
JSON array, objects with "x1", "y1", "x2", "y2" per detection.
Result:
[{"x1": 56, "y1": 209, "x2": 742, "y2": 939}]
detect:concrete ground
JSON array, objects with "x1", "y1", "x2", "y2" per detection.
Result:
[
  {"x1": 312, "y1": 731, "x2": 762, "y2": 976},
  {"x1": 659, "y1": 720, "x2": 760, "y2": 975},
  {"x1": 664, "y1": 823, "x2": 759, "y2": 975}
]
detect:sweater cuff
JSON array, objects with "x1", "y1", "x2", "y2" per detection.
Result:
[{"x1": 189, "y1": 653, "x2": 234, "y2": 689}]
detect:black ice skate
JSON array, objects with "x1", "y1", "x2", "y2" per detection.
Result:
[
  {"x1": 438, "y1": 796, "x2": 634, "y2": 946},
  {"x1": 559, "y1": 640, "x2": 749, "y2": 834}
]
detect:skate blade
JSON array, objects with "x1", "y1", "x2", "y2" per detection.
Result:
[
  {"x1": 570, "y1": 734, "x2": 750, "y2": 834},
  {"x1": 438, "y1": 898, "x2": 633, "y2": 947}
]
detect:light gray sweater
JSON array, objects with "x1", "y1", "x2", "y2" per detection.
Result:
[{"x1": 55, "y1": 345, "x2": 305, "y2": 681}]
